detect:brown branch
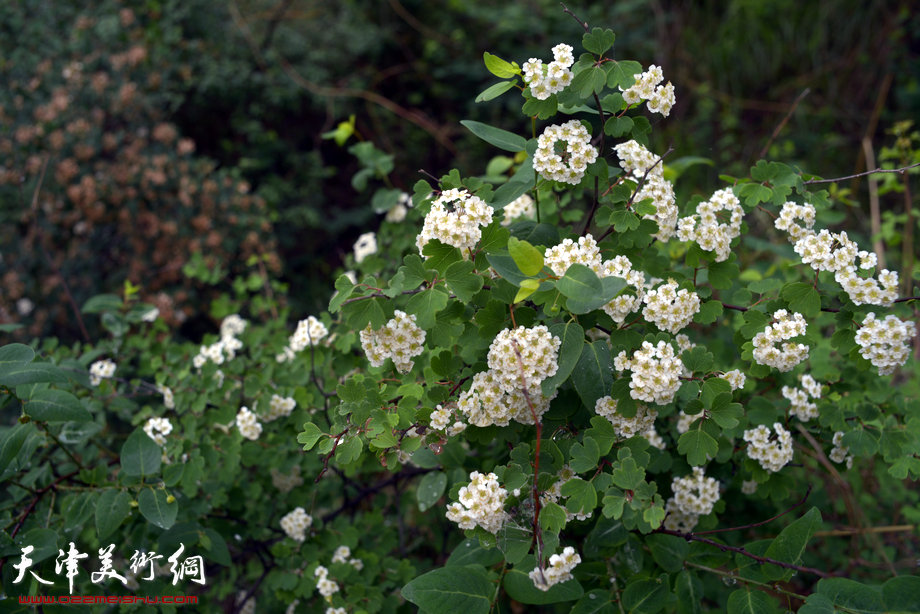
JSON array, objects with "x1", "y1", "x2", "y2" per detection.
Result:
[
  {"x1": 694, "y1": 485, "x2": 812, "y2": 536},
  {"x1": 802, "y1": 161, "x2": 920, "y2": 185},
  {"x1": 560, "y1": 2, "x2": 590, "y2": 32},
  {"x1": 757, "y1": 89, "x2": 810, "y2": 161},
  {"x1": 654, "y1": 526, "x2": 834, "y2": 578}
]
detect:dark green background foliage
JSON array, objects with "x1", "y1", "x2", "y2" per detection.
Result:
[{"x1": 1, "y1": 0, "x2": 917, "y2": 338}]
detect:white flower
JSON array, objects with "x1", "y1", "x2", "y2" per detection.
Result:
[
  {"x1": 853, "y1": 312, "x2": 916, "y2": 375},
  {"x1": 487, "y1": 326, "x2": 561, "y2": 394},
  {"x1": 522, "y1": 43, "x2": 575, "y2": 100},
  {"x1": 446, "y1": 471, "x2": 508, "y2": 534},
  {"x1": 533, "y1": 121, "x2": 598, "y2": 185},
  {"x1": 89, "y1": 359, "x2": 116, "y2": 386},
  {"x1": 143, "y1": 417, "x2": 172, "y2": 447},
  {"x1": 416, "y1": 188, "x2": 493, "y2": 256},
  {"x1": 642, "y1": 279, "x2": 700, "y2": 334},
  {"x1": 529, "y1": 546, "x2": 580, "y2": 591},
  {"x1": 280, "y1": 507, "x2": 312, "y2": 542},
  {"x1": 501, "y1": 194, "x2": 536, "y2": 226},
  {"x1": 671, "y1": 467, "x2": 720, "y2": 516},
  {"x1": 612, "y1": 140, "x2": 678, "y2": 240},
  {"x1": 354, "y1": 231, "x2": 377, "y2": 263},
  {"x1": 620, "y1": 64, "x2": 675, "y2": 116},
  {"x1": 594, "y1": 396, "x2": 658, "y2": 439},
  {"x1": 236, "y1": 406, "x2": 262, "y2": 441},
  {"x1": 743, "y1": 423, "x2": 794, "y2": 473},
  {"x1": 676, "y1": 188, "x2": 743, "y2": 262},
  {"x1": 614, "y1": 341, "x2": 683, "y2": 405},
  {"x1": 752, "y1": 310, "x2": 809, "y2": 372},
  {"x1": 359, "y1": 310, "x2": 426, "y2": 373}
]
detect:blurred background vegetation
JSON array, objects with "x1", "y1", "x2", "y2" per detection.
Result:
[{"x1": 1, "y1": 0, "x2": 917, "y2": 341}]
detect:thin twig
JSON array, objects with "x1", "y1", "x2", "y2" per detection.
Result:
[
  {"x1": 757, "y1": 89, "x2": 810, "y2": 161},
  {"x1": 693, "y1": 485, "x2": 812, "y2": 536},
  {"x1": 802, "y1": 161, "x2": 920, "y2": 185},
  {"x1": 560, "y1": 2, "x2": 589, "y2": 32}
]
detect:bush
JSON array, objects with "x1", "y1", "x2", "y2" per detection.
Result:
[{"x1": 3, "y1": 7, "x2": 920, "y2": 614}]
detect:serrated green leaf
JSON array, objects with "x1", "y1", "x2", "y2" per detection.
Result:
[
  {"x1": 445, "y1": 261, "x2": 484, "y2": 302},
  {"x1": 611, "y1": 456, "x2": 645, "y2": 490},
  {"x1": 539, "y1": 501, "x2": 568, "y2": 533},
  {"x1": 682, "y1": 346, "x2": 715, "y2": 374},
  {"x1": 561, "y1": 477, "x2": 597, "y2": 514},
  {"x1": 582, "y1": 27, "x2": 615, "y2": 55},
  {"x1": 781, "y1": 282, "x2": 821, "y2": 318},
  {"x1": 677, "y1": 428, "x2": 718, "y2": 466},
  {"x1": 647, "y1": 534, "x2": 689, "y2": 573},
  {"x1": 611, "y1": 209, "x2": 640, "y2": 232},
  {"x1": 342, "y1": 297, "x2": 386, "y2": 331},
  {"x1": 605, "y1": 115, "x2": 634, "y2": 137},
  {"x1": 405, "y1": 288, "x2": 449, "y2": 329},
  {"x1": 694, "y1": 300, "x2": 723, "y2": 324},
  {"x1": 606, "y1": 60, "x2": 643, "y2": 89},
  {"x1": 569, "y1": 436, "x2": 601, "y2": 473},
  {"x1": 701, "y1": 378, "x2": 732, "y2": 408},
  {"x1": 707, "y1": 259, "x2": 740, "y2": 290},
  {"x1": 841, "y1": 429, "x2": 879, "y2": 457},
  {"x1": 523, "y1": 94, "x2": 558, "y2": 119},
  {"x1": 503, "y1": 554, "x2": 584, "y2": 604},
  {"x1": 461, "y1": 120, "x2": 526, "y2": 152},
  {"x1": 297, "y1": 422, "x2": 324, "y2": 451}
]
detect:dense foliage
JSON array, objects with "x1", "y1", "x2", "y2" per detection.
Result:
[{"x1": 2, "y1": 3, "x2": 920, "y2": 614}]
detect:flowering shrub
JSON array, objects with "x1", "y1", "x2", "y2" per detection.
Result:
[{"x1": 2, "y1": 9, "x2": 920, "y2": 613}]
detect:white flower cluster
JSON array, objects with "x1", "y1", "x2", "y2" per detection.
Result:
[
  {"x1": 428, "y1": 405, "x2": 467, "y2": 436},
  {"x1": 782, "y1": 374, "x2": 822, "y2": 421},
  {"x1": 612, "y1": 140, "x2": 678, "y2": 240},
  {"x1": 277, "y1": 315, "x2": 330, "y2": 362},
  {"x1": 280, "y1": 507, "x2": 312, "y2": 543},
  {"x1": 621, "y1": 64, "x2": 676, "y2": 117},
  {"x1": 752, "y1": 309, "x2": 809, "y2": 372},
  {"x1": 670, "y1": 467, "x2": 720, "y2": 518},
  {"x1": 326, "y1": 608, "x2": 346, "y2": 614},
  {"x1": 643, "y1": 426, "x2": 667, "y2": 450},
  {"x1": 446, "y1": 471, "x2": 508, "y2": 534},
  {"x1": 719, "y1": 369, "x2": 746, "y2": 391},
  {"x1": 741, "y1": 480, "x2": 758, "y2": 495},
  {"x1": 265, "y1": 394, "x2": 296, "y2": 421},
  {"x1": 544, "y1": 234, "x2": 602, "y2": 276},
  {"x1": 314, "y1": 565, "x2": 339, "y2": 599},
  {"x1": 143, "y1": 417, "x2": 172, "y2": 446},
  {"x1": 522, "y1": 43, "x2": 575, "y2": 100},
  {"x1": 270, "y1": 466, "x2": 303, "y2": 492},
  {"x1": 487, "y1": 326, "x2": 561, "y2": 394},
  {"x1": 359, "y1": 310, "x2": 426, "y2": 373},
  {"x1": 416, "y1": 188, "x2": 493, "y2": 256},
  {"x1": 331, "y1": 545, "x2": 363, "y2": 571},
  {"x1": 385, "y1": 192, "x2": 411, "y2": 223},
  {"x1": 663, "y1": 497, "x2": 699, "y2": 532},
  {"x1": 775, "y1": 202, "x2": 899, "y2": 306},
  {"x1": 193, "y1": 314, "x2": 247, "y2": 369},
  {"x1": 501, "y1": 194, "x2": 536, "y2": 226},
  {"x1": 854, "y1": 312, "x2": 917, "y2": 375},
  {"x1": 89, "y1": 359, "x2": 116, "y2": 386},
  {"x1": 594, "y1": 396, "x2": 658, "y2": 439},
  {"x1": 676, "y1": 188, "x2": 744, "y2": 262},
  {"x1": 353, "y1": 231, "x2": 377, "y2": 264},
  {"x1": 540, "y1": 466, "x2": 593, "y2": 522},
  {"x1": 642, "y1": 279, "x2": 700, "y2": 334},
  {"x1": 156, "y1": 383, "x2": 175, "y2": 409},
  {"x1": 236, "y1": 406, "x2": 262, "y2": 441},
  {"x1": 529, "y1": 546, "x2": 581, "y2": 591},
  {"x1": 533, "y1": 120, "x2": 598, "y2": 185},
  {"x1": 676, "y1": 410, "x2": 698, "y2": 435},
  {"x1": 829, "y1": 431, "x2": 853, "y2": 469},
  {"x1": 236, "y1": 592, "x2": 256, "y2": 614},
  {"x1": 674, "y1": 333, "x2": 696, "y2": 377},
  {"x1": 614, "y1": 340, "x2": 684, "y2": 405},
  {"x1": 457, "y1": 370, "x2": 555, "y2": 427},
  {"x1": 743, "y1": 423, "x2": 794, "y2": 473}
]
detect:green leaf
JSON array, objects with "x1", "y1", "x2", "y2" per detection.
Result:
[
  {"x1": 737, "y1": 183, "x2": 774, "y2": 208},
  {"x1": 677, "y1": 428, "x2": 718, "y2": 466},
  {"x1": 539, "y1": 501, "x2": 568, "y2": 533},
  {"x1": 781, "y1": 282, "x2": 821, "y2": 318},
  {"x1": 138, "y1": 488, "x2": 178, "y2": 530},
  {"x1": 342, "y1": 297, "x2": 386, "y2": 331},
  {"x1": 541, "y1": 322, "x2": 585, "y2": 396},
  {"x1": 571, "y1": 590, "x2": 616, "y2": 614},
  {"x1": 611, "y1": 456, "x2": 645, "y2": 490},
  {"x1": 0, "y1": 423, "x2": 34, "y2": 476},
  {"x1": 422, "y1": 240, "x2": 463, "y2": 274},
  {"x1": 507, "y1": 236, "x2": 544, "y2": 276},
  {"x1": 514, "y1": 278, "x2": 541, "y2": 303},
  {"x1": 610, "y1": 209, "x2": 641, "y2": 232},
  {"x1": 682, "y1": 346, "x2": 715, "y2": 374},
  {"x1": 569, "y1": 436, "x2": 601, "y2": 473},
  {"x1": 335, "y1": 436, "x2": 363, "y2": 464},
  {"x1": 401, "y1": 566, "x2": 493, "y2": 614},
  {"x1": 762, "y1": 507, "x2": 821, "y2": 580},
  {"x1": 445, "y1": 261, "x2": 484, "y2": 302},
  {"x1": 572, "y1": 66, "x2": 607, "y2": 98},
  {"x1": 815, "y1": 578, "x2": 885, "y2": 614},
  {"x1": 572, "y1": 342, "x2": 613, "y2": 410},
  {"x1": 604, "y1": 115, "x2": 634, "y2": 137},
  {"x1": 0, "y1": 362, "x2": 68, "y2": 386},
  {"x1": 405, "y1": 288, "x2": 449, "y2": 329},
  {"x1": 417, "y1": 471, "x2": 448, "y2": 512},
  {"x1": 483, "y1": 51, "x2": 519, "y2": 78},
  {"x1": 328, "y1": 275, "x2": 357, "y2": 313},
  {"x1": 727, "y1": 589, "x2": 780, "y2": 614},
  {"x1": 487, "y1": 251, "x2": 530, "y2": 286},
  {"x1": 95, "y1": 490, "x2": 132, "y2": 540},
  {"x1": 561, "y1": 477, "x2": 597, "y2": 514},
  {"x1": 882, "y1": 575, "x2": 920, "y2": 612},
  {"x1": 709, "y1": 398, "x2": 743, "y2": 429},
  {"x1": 675, "y1": 570, "x2": 703, "y2": 614},
  {"x1": 841, "y1": 429, "x2": 879, "y2": 457},
  {"x1": 503, "y1": 555, "x2": 584, "y2": 604},
  {"x1": 461, "y1": 120, "x2": 526, "y2": 152},
  {"x1": 447, "y1": 539, "x2": 504, "y2": 567},
  {"x1": 82, "y1": 293, "x2": 122, "y2": 314},
  {"x1": 557, "y1": 264, "x2": 627, "y2": 314},
  {"x1": 476, "y1": 80, "x2": 516, "y2": 102},
  {"x1": 606, "y1": 60, "x2": 643, "y2": 89},
  {"x1": 621, "y1": 574, "x2": 671, "y2": 613},
  {"x1": 582, "y1": 27, "x2": 616, "y2": 55},
  {"x1": 694, "y1": 300, "x2": 723, "y2": 324},
  {"x1": 707, "y1": 259, "x2": 739, "y2": 290},
  {"x1": 701, "y1": 377, "x2": 732, "y2": 408},
  {"x1": 647, "y1": 534, "x2": 689, "y2": 573},
  {"x1": 23, "y1": 388, "x2": 91, "y2": 422},
  {"x1": 120, "y1": 428, "x2": 162, "y2": 477},
  {"x1": 0, "y1": 343, "x2": 35, "y2": 366},
  {"x1": 523, "y1": 94, "x2": 558, "y2": 119},
  {"x1": 297, "y1": 422, "x2": 324, "y2": 451}
]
